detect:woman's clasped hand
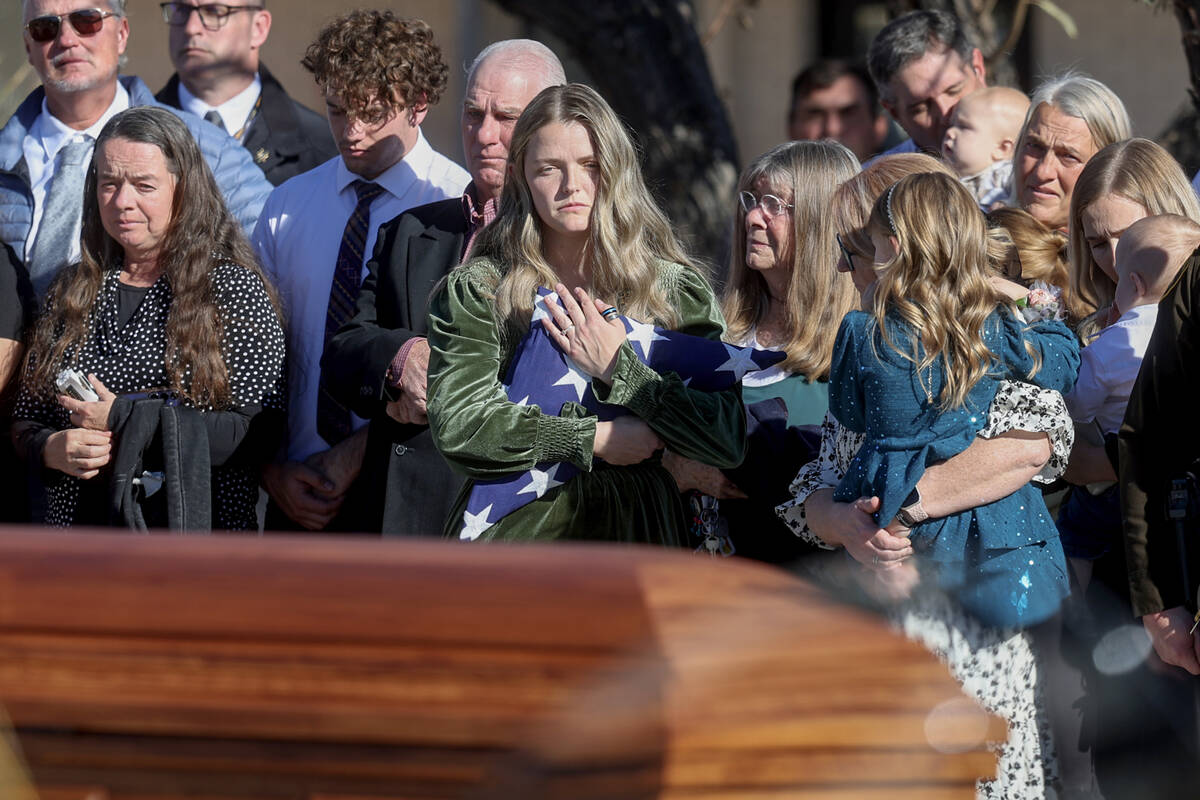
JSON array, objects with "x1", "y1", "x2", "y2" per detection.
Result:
[{"x1": 43, "y1": 373, "x2": 117, "y2": 480}]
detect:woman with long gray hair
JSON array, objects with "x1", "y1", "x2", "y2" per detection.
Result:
[
  {"x1": 12, "y1": 106, "x2": 285, "y2": 529},
  {"x1": 664, "y1": 140, "x2": 859, "y2": 562}
]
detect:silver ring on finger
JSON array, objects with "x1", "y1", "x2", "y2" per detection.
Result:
[{"x1": 563, "y1": 323, "x2": 576, "y2": 335}]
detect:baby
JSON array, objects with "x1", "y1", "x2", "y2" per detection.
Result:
[
  {"x1": 941, "y1": 87, "x2": 1030, "y2": 210},
  {"x1": 1058, "y1": 214, "x2": 1200, "y2": 573}
]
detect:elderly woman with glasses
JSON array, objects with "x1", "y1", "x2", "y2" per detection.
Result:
[
  {"x1": 662, "y1": 140, "x2": 859, "y2": 561},
  {"x1": 720, "y1": 140, "x2": 859, "y2": 425}
]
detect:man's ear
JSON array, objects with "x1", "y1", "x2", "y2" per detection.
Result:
[
  {"x1": 970, "y1": 47, "x2": 986, "y2": 83},
  {"x1": 250, "y1": 10, "x2": 272, "y2": 50},
  {"x1": 409, "y1": 100, "x2": 429, "y2": 128},
  {"x1": 873, "y1": 114, "x2": 889, "y2": 150}
]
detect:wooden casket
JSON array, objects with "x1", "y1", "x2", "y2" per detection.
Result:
[{"x1": 0, "y1": 530, "x2": 1004, "y2": 798}]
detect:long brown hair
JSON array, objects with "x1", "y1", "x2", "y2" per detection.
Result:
[
  {"x1": 24, "y1": 106, "x2": 279, "y2": 408},
  {"x1": 469, "y1": 84, "x2": 696, "y2": 338},
  {"x1": 721, "y1": 140, "x2": 860, "y2": 379}
]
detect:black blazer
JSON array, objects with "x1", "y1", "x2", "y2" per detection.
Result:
[
  {"x1": 322, "y1": 197, "x2": 469, "y2": 536},
  {"x1": 157, "y1": 64, "x2": 337, "y2": 186}
]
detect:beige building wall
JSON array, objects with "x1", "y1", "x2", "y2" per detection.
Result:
[
  {"x1": 1029, "y1": 0, "x2": 1188, "y2": 139},
  {"x1": 698, "y1": 0, "x2": 818, "y2": 165}
]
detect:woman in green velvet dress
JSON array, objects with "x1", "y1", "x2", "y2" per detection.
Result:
[{"x1": 425, "y1": 84, "x2": 746, "y2": 543}]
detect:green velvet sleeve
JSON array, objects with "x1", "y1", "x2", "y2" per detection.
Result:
[
  {"x1": 593, "y1": 264, "x2": 747, "y2": 468},
  {"x1": 426, "y1": 261, "x2": 597, "y2": 479}
]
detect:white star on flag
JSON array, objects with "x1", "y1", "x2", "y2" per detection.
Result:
[
  {"x1": 517, "y1": 464, "x2": 566, "y2": 498},
  {"x1": 514, "y1": 395, "x2": 531, "y2": 407},
  {"x1": 552, "y1": 360, "x2": 590, "y2": 401},
  {"x1": 460, "y1": 504, "x2": 496, "y2": 541},
  {"x1": 532, "y1": 291, "x2": 562, "y2": 324},
  {"x1": 715, "y1": 342, "x2": 761, "y2": 381},
  {"x1": 624, "y1": 318, "x2": 669, "y2": 359}
]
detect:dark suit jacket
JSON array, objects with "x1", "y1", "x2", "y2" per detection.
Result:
[
  {"x1": 322, "y1": 197, "x2": 468, "y2": 536},
  {"x1": 157, "y1": 64, "x2": 337, "y2": 187}
]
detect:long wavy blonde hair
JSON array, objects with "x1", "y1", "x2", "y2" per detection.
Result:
[
  {"x1": 469, "y1": 84, "x2": 696, "y2": 338},
  {"x1": 867, "y1": 172, "x2": 1015, "y2": 410},
  {"x1": 721, "y1": 141, "x2": 860, "y2": 378},
  {"x1": 1067, "y1": 138, "x2": 1200, "y2": 320},
  {"x1": 986, "y1": 207, "x2": 1070, "y2": 294}
]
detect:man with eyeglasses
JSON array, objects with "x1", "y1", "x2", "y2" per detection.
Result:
[
  {"x1": 155, "y1": 1, "x2": 336, "y2": 186},
  {"x1": 252, "y1": 11, "x2": 468, "y2": 533},
  {"x1": 0, "y1": 0, "x2": 271, "y2": 299},
  {"x1": 320, "y1": 39, "x2": 565, "y2": 537}
]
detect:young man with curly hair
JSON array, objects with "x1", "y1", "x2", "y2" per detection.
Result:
[{"x1": 252, "y1": 10, "x2": 468, "y2": 532}]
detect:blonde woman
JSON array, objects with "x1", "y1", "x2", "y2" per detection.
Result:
[
  {"x1": 1067, "y1": 138, "x2": 1200, "y2": 330},
  {"x1": 425, "y1": 84, "x2": 745, "y2": 543},
  {"x1": 831, "y1": 171, "x2": 1079, "y2": 627},
  {"x1": 781, "y1": 154, "x2": 1078, "y2": 799}
]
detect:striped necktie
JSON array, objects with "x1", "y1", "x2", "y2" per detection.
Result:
[
  {"x1": 203, "y1": 110, "x2": 226, "y2": 132},
  {"x1": 28, "y1": 135, "x2": 92, "y2": 298},
  {"x1": 317, "y1": 180, "x2": 385, "y2": 446}
]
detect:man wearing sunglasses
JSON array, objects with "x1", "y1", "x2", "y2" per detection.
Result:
[
  {"x1": 0, "y1": 0, "x2": 271, "y2": 299},
  {"x1": 156, "y1": 1, "x2": 336, "y2": 187}
]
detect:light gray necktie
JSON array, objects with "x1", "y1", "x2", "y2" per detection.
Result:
[
  {"x1": 28, "y1": 135, "x2": 92, "y2": 298},
  {"x1": 203, "y1": 109, "x2": 226, "y2": 132}
]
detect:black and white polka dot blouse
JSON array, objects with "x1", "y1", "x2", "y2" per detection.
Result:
[{"x1": 14, "y1": 259, "x2": 286, "y2": 530}]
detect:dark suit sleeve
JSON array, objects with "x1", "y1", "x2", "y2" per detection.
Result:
[
  {"x1": 1120, "y1": 257, "x2": 1200, "y2": 616},
  {"x1": 0, "y1": 243, "x2": 33, "y2": 342},
  {"x1": 323, "y1": 213, "x2": 426, "y2": 420}
]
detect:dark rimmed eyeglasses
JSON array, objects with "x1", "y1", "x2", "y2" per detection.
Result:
[
  {"x1": 24, "y1": 8, "x2": 117, "y2": 43},
  {"x1": 738, "y1": 191, "x2": 793, "y2": 219},
  {"x1": 836, "y1": 233, "x2": 856, "y2": 271},
  {"x1": 160, "y1": 2, "x2": 263, "y2": 31}
]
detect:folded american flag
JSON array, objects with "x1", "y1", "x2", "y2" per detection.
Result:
[{"x1": 458, "y1": 288, "x2": 785, "y2": 540}]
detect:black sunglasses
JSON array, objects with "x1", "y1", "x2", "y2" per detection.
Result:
[
  {"x1": 836, "y1": 233, "x2": 856, "y2": 271},
  {"x1": 25, "y1": 8, "x2": 117, "y2": 43}
]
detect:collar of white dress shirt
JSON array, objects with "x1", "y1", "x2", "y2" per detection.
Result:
[
  {"x1": 333, "y1": 128, "x2": 437, "y2": 203},
  {"x1": 177, "y1": 73, "x2": 262, "y2": 139},
  {"x1": 32, "y1": 81, "x2": 130, "y2": 162}
]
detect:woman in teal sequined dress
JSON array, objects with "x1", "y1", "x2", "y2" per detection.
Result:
[{"x1": 829, "y1": 172, "x2": 1080, "y2": 630}]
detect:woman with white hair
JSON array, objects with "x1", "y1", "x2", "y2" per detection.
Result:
[{"x1": 1013, "y1": 72, "x2": 1132, "y2": 233}]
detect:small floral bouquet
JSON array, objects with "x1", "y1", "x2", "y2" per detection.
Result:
[{"x1": 1016, "y1": 280, "x2": 1065, "y2": 324}]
